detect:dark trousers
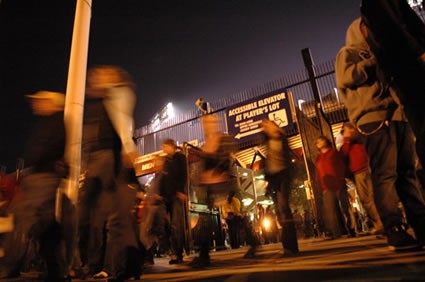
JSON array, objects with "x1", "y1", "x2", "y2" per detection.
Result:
[
  {"x1": 322, "y1": 188, "x2": 356, "y2": 237},
  {"x1": 0, "y1": 173, "x2": 66, "y2": 279},
  {"x1": 169, "y1": 198, "x2": 186, "y2": 258},
  {"x1": 79, "y1": 150, "x2": 140, "y2": 276},
  {"x1": 363, "y1": 121, "x2": 425, "y2": 241},
  {"x1": 267, "y1": 169, "x2": 299, "y2": 253},
  {"x1": 226, "y1": 215, "x2": 241, "y2": 249},
  {"x1": 195, "y1": 182, "x2": 257, "y2": 258}
]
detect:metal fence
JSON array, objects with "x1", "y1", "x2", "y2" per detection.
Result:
[{"x1": 134, "y1": 57, "x2": 347, "y2": 155}]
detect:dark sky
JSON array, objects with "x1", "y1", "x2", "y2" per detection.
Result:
[{"x1": 0, "y1": 0, "x2": 360, "y2": 172}]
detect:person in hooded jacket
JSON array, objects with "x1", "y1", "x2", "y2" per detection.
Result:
[
  {"x1": 360, "y1": 0, "x2": 425, "y2": 176},
  {"x1": 335, "y1": 17, "x2": 425, "y2": 251}
]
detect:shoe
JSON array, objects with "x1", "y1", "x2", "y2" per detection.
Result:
[
  {"x1": 188, "y1": 256, "x2": 210, "y2": 268},
  {"x1": 369, "y1": 227, "x2": 385, "y2": 235},
  {"x1": 144, "y1": 253, "x2": 155, "y2": 266},
  {"x1": 386, "y1": 224, "x2": 421, "y2": 252},
  {"x1": 169, "y1": 255, "x2": 183, "y2": 265},
  {"x1": 243, "y1": 246, "x2": 256, "y2": 259},
  {"x1": 283, "y1": 248, "x2": 299, "y2": 256},
  {"x1": 93, "y1": 270, "x2": 110, "y2": 279},
  {"x1": 348, "y1": 229, "x2": 357, "y2": 238}
]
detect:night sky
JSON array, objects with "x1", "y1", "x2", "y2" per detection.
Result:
[{"x1": 0, "y1": 0, "x2": 360, "y2": 172}]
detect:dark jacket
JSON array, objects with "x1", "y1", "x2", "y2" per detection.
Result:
[
  {"x1": 360, "y1": 0, "x2": 425, "y2": 136},
  {"x1": 25, "y1": 111, "x2": 66, "y2": 174},
  {"x1": 162, "y1": 151, "x2": 187, "y2": 202}
]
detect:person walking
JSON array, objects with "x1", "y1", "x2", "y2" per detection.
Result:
[
  {"x1": 78, "y1": 65, "x2": 140, "y2": 279},
  {"x1": 261, "y1": 119, "x2": 299, "y2": 255},
  {"x1": 221, "y1": 190, "x2": 242, "y2": 249},
  {"x1": 0, "y1": 91, "x2": 69, "y2": 280},
  {"x1": 315, "y1": 135, "x2": 356, "y2": 239},
  {"x1": 340, "y1": 122, "x2": 384, "y2": 235},
  {"x1": 189, "y1": 114, "x2": 258, "y2": 267},
  {"x1": 161, "y1": 138, "x2": 188, "y2": 265},
  {"x1": 335, "y1": 17, "x2": 425, "y2": 250}
]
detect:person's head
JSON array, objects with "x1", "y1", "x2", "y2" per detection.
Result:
[
  {"x1": 342, "y1": 122, "x2": 359, "y2": 139},
  {"x1": 195, "y1": 98, "x2": 204, "y2": 106},
  {"x1": 152, "y1": 155, "x2": 165, "y2": 173},
  {"x1": 261, "y1": 119, "x2": 284, "y2": 139},
  {"x1": 227, "y1": 190, "x2": 236, "y2": 203},
  {"x1": 26, "y1": 91, "x2": 65, "y2": 116},
  {"x1": 161, "y1": 138, "x2": 177, "y2": 156},
  {"x1": 87, "y1": 65, "x2": 135, "y2": 97},
  {"x1": 315, "y1": 135, "x2": 332, "y2": 153},
  {"x1": 359, "y1": 16, "x2": 380, "y2": 52},
  {"x1": 201, "y1": 114, "x2": 220, "y2": 137}
]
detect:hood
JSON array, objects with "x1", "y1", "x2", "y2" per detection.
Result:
[{"x1": 346, "y1": 17, "x2": 369, "y2": 50}]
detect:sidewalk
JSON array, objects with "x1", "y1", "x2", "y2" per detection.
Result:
[
  {"x1": 138, "y1": 234, "x2": 425, "y2": 281},
  {"x1": 3, "y1": 234, "x2": 425, "y2": 281}
]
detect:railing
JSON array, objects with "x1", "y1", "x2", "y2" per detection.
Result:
[{"x1": 134, "y1": 58, "x2": 347, "y2": 155}]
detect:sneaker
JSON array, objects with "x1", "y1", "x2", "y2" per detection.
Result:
[
  {"x1": 169, "y1": 255, "x2": 183, "y2": 265},
  {"x1": 188, "y1": 256, "x2": 210, "y2": 268},
  {"x1": 369, "y1": 227, "x2": 385, "y2": 235},
  {"x1": 93, "y1": 270, "x2": 110, "y2": 279},
  {"x1": 282, "y1": 248, "x2": 299, "y2": 257},
  {"x1": 386, "y1": 224, "x2": 421, "y2": 252},
  {"x1": 347, "y1": 229, "x2": 357, "y2": 238},
  {"x1": 243, "y1": 246, "x2": 257, "y2": 259}
]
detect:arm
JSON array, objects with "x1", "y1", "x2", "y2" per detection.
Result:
[
  {"x1": 103, "y1": 86, "x2": 139, "y2": 165},
  {"x1": 335, "y1": 47, "x2": 377, "y2": 89}
]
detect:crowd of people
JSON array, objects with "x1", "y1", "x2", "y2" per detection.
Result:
[{"x1": 1, "y1": 1, "x2": 425, "y2": 280}]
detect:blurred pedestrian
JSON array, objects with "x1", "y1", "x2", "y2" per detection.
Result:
[
  {"x1": 138, "y1": 155, "x2": 170, "y2": 267},
  {"x1": 261, "y1": 119, "x2": 299, "y2": 255},
  {"x1": 0, "y1": 91, "x2": 69, "y2": 280},
  {"x1": 339, "y1": 122, "x2": 384, "y2": 235},
  {"x1": 161, "y1": 138, "x2": 188, "y2": 265},
  {"x1": 221, "y1": 190, "x2": 242, "y2": 249},
  {"x1": 188, "y1": 114, "x2": 258, "y2": 267},
  {"x1": 315, "y1": 135, "x2": 356, "y2": 239},
  {"x1": 78, "y1": 65, "x2": 141, "y2": 279},
  {"x1": 335, "y1": 17, "x2": 425, "y2": 250}
]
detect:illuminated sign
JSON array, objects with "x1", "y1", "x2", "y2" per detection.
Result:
[{"x1": 226, "y1": 90, "x2": 294, "y2": 142}]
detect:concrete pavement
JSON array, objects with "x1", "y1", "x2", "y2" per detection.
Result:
[
  {"x1": 3, "y1": 234, "x2": 425, "y2": 281},
  {"x1": 138, "y1": 234, "x2": 425, "y2": 281}
]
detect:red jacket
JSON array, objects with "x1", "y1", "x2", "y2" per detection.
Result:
[
  {"x1": 340, "y1": 138, "x2": 369, "y2": 175},
  {"x1": 315, "y1": 148, "x2": 347, "y2": 192}
]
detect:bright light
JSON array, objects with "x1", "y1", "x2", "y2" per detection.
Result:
[
  {"x1": 334, "y1": 88, "x2": 340, "y2": 104},
  {"x1": 242, "y1": 198, "x2": 253, "y2": 206},
  {"x1": 166, "y1": 102, "x2": 175, "y2": 120},
  {"x1": 298, "y1": 99, "x2": 305, "y2": 109},
  {"x1": 258, "y1": 199, "x2": 274, "y2": 205},
  {"x1": 262, "y1": 218, "x2": 271, "y2": 230},
  {"x1": 150, "y1": 102, "x2": 175, "y2": 130}
]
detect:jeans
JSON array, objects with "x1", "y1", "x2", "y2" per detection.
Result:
[
  {"x1": 169, "y1": 198, "x2": 186, "y2": 258},
  {"x1": 363, "y1": 121, "x2": 425, "y2": 241},
  {"x1": 267, "y1": 169, "x2": 299, "y2": 252}
]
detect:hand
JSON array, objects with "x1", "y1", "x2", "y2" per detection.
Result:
[
  {"x1": 122, "y1": 151, "x2": 139, "y2": 168},
  {"x1": 418, "y1": 52, "x2": 425, "y2": 65},
  {"x1": 176, "y1": 192, "x2": 187, "y2": 202}
]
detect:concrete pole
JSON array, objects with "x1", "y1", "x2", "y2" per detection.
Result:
[{"x1": 64, "y1": 0, "x2": 92, "y2": 205}]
